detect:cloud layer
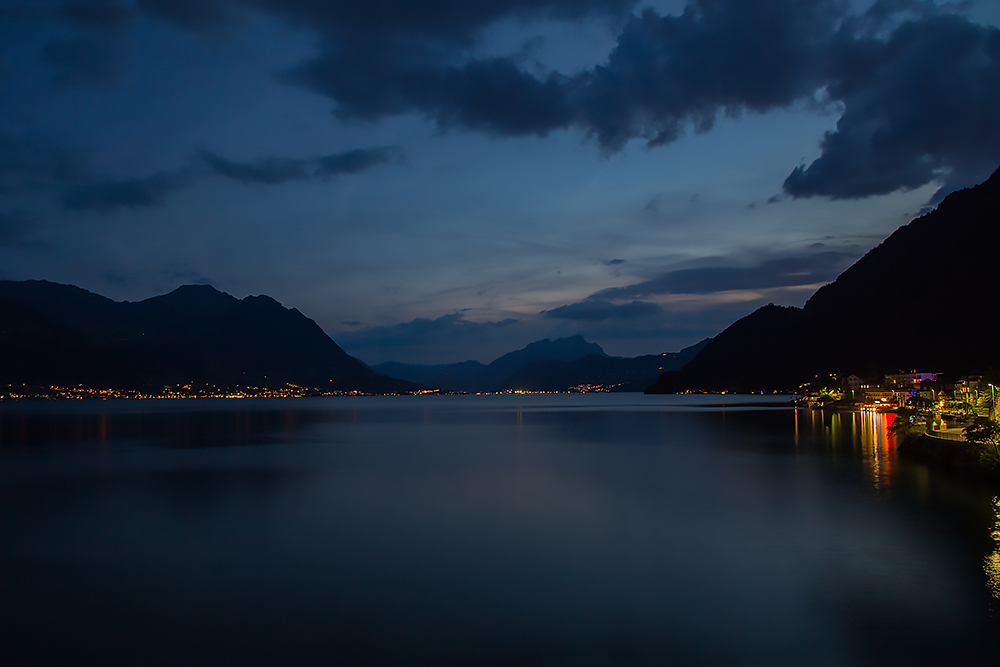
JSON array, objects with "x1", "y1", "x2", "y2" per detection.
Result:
[
  {"x1": 62, "y1": 170, "x2": 193, "y2": 212},
  {"x1": 20, "y1": 1, "x2": 1000, "y2": 200},
  {"x1": 591, "y1": 251, "x2": 857, "y2": 300},
  {"x1": 270, "y1": 0, "x2": 1000, "y2": 197},
  {"x1": 533, "y1": 248, "x2": 858, "y2": 356},
  {"x1": 200, "y1": 147, "x2": 400, "y2": 185},
  {"x1": 2, "y1": 138, "x2": 398, "y2": 212},
  {"x1": 782, "y1": 12, "x2": 1000, "y2": 201},
  {"x1": 542, "y1": 299, "x2": 662, "y2": 321}
]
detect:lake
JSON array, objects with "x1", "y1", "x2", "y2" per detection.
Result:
[{"x1": 1, "y1": 394, "x2": 998, "y2": 666}]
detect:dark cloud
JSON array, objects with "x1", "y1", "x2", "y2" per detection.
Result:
[
  {"x1": 276, "y1": 0, "x2": 1000, "y2": 198},
  {"x1": 783, "y1": 12, "x2": 1000, "y2": 200},
  {"x1": 200, "y1": 152, "x2": 311, "y2": 185},
  {"x1": 605, "y1": 258, "x2": 625, "y2": 265},
  {"x1": 428, "y1": 59, "x2": 574, "y2": 136},
  {"x1": 575, "y1": 1, "x2": 845, "y2": 150},
  {"x1": 29, "y1": 0, "x2": 1000, "y2": 200},
  {"x1": 315, "y1": 147, "x2": 400, "y2": 175},
  {"x1": 43, "y1": 37, "x2": 121, "y2": 87},
  {"x1": 61, "y1": 170, "x2": 193, "y2": 212},
  {"x1": 542, "y1": 299, "x2": 661, "y2": 321},
  {"x1": 0, "y1": 141, "x2": 398, "y2": 212},
  {"x1": 285, "y1": 52, "x2": 576, "y2": 137},
  {"x1": 140, "y1": 1, "x2": 629, "y2": 137},
  {"x1": 594, "y1": 251, "x2": 856, "y2": 299},
  {"x1": 200, "y1": 147, "x2": 399, "y2": 184},
  {"x1": 276, "y1": 0, "x2": 847, "y2": 145}
]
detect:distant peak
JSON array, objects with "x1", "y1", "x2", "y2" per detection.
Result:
[
  {"x1": 152, "y1": 284, "x2": 237, "y2": 306},
  {"x1": 488, "y1": 334, "x2": 607, "y2": 368},
  {"x1": 170, "y1": 284, "x2": 222, "y2": 294}
]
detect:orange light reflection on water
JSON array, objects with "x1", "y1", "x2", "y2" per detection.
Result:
[{"x1": 804, "y1": 408, "x2": 897, "y2": 493}]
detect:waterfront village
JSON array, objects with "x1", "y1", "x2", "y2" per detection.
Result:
[
  {"x1": 0, "y1": 384, "x2": 568, "y2": 400},
  {"x1": 799, "y1": 371, "x2": 998, "y2": 444}
]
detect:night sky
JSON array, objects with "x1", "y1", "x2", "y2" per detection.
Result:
[{"x1": 2, "y1": 0, "x2": 999, "y2": 364}]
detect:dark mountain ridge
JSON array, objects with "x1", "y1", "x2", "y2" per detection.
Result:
[
  {"x1": 371, "y1": 335, "x2": 607, "y2": 392},
  {"x1": 482, "y1": 335, "x2": 608, "y2": 389},
  {"x1": 647, "y1": 164, "x2": 1000, "y2": 393},
  {"x1": 0, "y1": 281, "x2": 413, "y2": 393},
  {"x1": 373, "y1": 335, "x2": 707, "y2": 393},
  {"x1": 496, "y1": 339, "x2": 708, "y2": 392}
]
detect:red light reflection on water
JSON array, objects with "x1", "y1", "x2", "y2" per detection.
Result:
[{"x1": 804, "y1": 408, "x2": 897, "y2": 492}]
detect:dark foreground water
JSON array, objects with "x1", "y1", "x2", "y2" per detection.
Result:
[{"x1": 2, "y1": 394, "x2": 999, "y2": 666}]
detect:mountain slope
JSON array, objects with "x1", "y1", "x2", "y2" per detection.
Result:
[
  {"x1": 647, "y1": 164, "x2": 1000, "y2": 393},
  {"x1": 480, "y1": 335, "x2": 607, "y2": 389},
  {"x1": 0, "y1": 281, "x2": 414, "y2": 392},
  {"x1": 374, "y1": 336, "x2": 708, "y2": 393},
  {"x1": 373, "y1": 335, "x2": 609, "y2": 392},
  {"x1": 497, "y1": 339, "x2": 709, "y2": 392}
]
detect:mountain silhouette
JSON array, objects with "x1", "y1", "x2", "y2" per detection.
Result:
[
  {"x1": 0, "y1": 281, "x2": 414, "y2": 393},
  {"x1": 373, "y1": 335, "x2": 605, "y2": 392},
  {"x1": 373, "y1": 335, "x2": 706, "y2": 392},
  {"x1": 647, "y1": 164, "x2": 1000, "y2": 393},
  {"x1": 482, "y1": 335, "x2": 607, "y2": 387},
  {"x1": 496, "y1": 339, "x2": 708, "y2": 392}
]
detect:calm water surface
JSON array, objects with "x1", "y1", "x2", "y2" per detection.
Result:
[{"x1": 1, "y1": 394, "x2": 998, "y2": 666}]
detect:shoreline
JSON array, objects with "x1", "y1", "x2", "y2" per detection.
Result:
[{"x1": 897, "y1": 433, "x2": 1000, "y2": 484}]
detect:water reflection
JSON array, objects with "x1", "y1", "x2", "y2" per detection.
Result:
[
  {"x1": 0, "y1": 404, "x2": 333, "y2": 449},
  {"x1": 2, "y1": 395, "x2": 1000, "y2": 665},
  {"x1": 801, "y1": 408, "x2": 896, "y2": 492},
  {"x1": 986, "y1": 496, "x2": 1000, "y2": 598}
]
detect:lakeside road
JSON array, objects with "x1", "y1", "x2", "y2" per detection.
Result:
[{"x1": 926, "y1": 427, "x2": 968, "y2": 442}]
